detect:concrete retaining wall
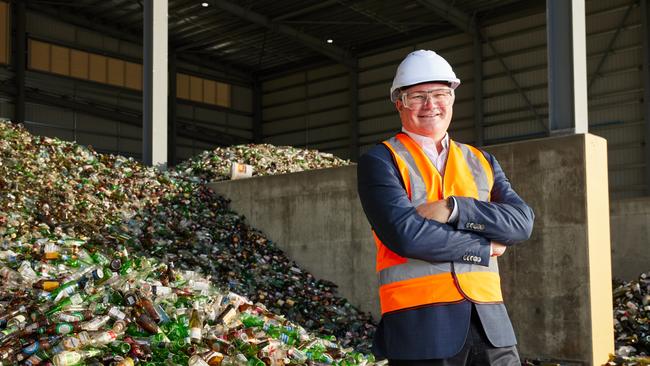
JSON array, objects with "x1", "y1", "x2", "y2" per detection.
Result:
[
  {"x1": 610, "y1": 197, "x2": 650, "y2": 280},
  {"x1": 208, "y1": 133, "x2": 614, "y2": 365}
]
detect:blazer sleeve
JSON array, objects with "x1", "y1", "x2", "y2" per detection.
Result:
[
  {"x1": 452, "y1": 151, "x2": 535, "y2": 245},
  {"x1": 357, "y1": 147, "x2": 491, "y2": 266}
]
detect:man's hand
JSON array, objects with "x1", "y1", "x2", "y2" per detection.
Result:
[
  {"x1": 416, "y1": 199, "x2": 451, "y2": 223},
  {"x1": 490, "y1": 242, "x2": 507, "y2": 257}
]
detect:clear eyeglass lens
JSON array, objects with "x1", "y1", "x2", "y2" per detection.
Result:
[{"x1": 402, "y1": 89, "x2": 453, "y2": 108}]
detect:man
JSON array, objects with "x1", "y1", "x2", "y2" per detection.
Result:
[{"x1": 357, "y1": 50, "x2": 534, "y2": 365}]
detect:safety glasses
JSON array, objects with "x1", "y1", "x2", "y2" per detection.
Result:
[{"x1": 400, "y1": 88, "x2": 454, "y2": 109}]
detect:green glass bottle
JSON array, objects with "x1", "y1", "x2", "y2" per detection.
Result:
[
  {"x1": 167, "y1": 321, "x2": 189, "y2": 341},
  {"x1": 45, "y1": 293, "x2": 84, "y2": 316},
  {"x1": 247, "y1": 357, "x2": 265, "y2": 366},
  {"x1": 171, "y1": 352, "x2": 189, "y2": 365},
  {"x1": 169, "y1": 338, "x2": 189, "y2": 353},
  {"x1": 240, "y1": 314, "x2": 264, "y2": 328},
  {"x1": 108, "y1": 340, "x2": 131, "y2": 355},
  {"x1": 90, "y1": 252, "x2": 110, "y2": 266}
]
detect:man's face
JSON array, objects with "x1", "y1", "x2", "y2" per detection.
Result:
[{"x1": 396, "y1": 82, "x2": 454, "y2": 140}]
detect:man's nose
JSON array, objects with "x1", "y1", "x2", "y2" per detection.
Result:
[{"x1": 422, "y1": 95, "x2": 436, "y2": 109}]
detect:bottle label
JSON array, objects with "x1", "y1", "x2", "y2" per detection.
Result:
[
  {"x1": 108, "y1": 307, "x2": 126, "y2": 320},
  {"x1": 77, "y1": 331, "x2": 91, "y2": 345},
  {"x1": 42, "y1": 280, "x2": 60, "y2": 291},
  {"x1": 69, "y1": 293, "x2": 83, "y2": 305},
  {"x1": 55, "y1": 351, "x2": 82, "y2": 364},
  {"x1": 63, "y1": 336, "x2": 81, "y2": 350},
  {"x1": 22, "y1": 341, "x2": 40, "y2": 355},
  {"x1": 191, "y1": 281, "x2": 209, "y2": 291},
  {"x1": 56, "y1": 323, "x2": 74, "y2": 334},
  {"x1": 59, "y1": 312, "x2": 83, "y2": 322},
  {"x1": 103, "y1": 330, "x2": 117, "y2": 342},
  {"x1": 153, "y1": 285, "x2": 171, "y2": 296},
  {"x1": 190, "y1": 327, "x2": 202, "y2": 340}
]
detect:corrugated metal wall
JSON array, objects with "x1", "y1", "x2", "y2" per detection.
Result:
[
  {"x1": 262, "y1": 64, "x2": 352, "y2": 159},
  {"x1": 481, "y1": 12, "x2": 547, "y2": 144},
  {"x1": 586, "y1": 0, "x2": 644, "y2": 199},
  {"x1": 0, "y1": 10, "x2": 253, "y2": 164},
  {"x1": 262, "y1": 0, "x2": 646, "y2": 199}
]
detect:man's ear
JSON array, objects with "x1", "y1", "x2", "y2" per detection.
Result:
[{"x1": 395, "y1": 100, "x2": 403, "y2": 112}]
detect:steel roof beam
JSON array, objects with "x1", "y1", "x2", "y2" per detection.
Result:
[
  {"x1": 143, "y1": 0, "x2": 168, "y2": 167},
  {"x1": 546, "y1": 0, "x2": 588, "y2": 135},
  {"x1": 28, "y1": 2, "x2": 140, "y2": 44},
  {"x1": 588, "y1": 1, "x2": 635, "y2": 91},
  {"x1": 85, "y1": 0, "x2": 126, "y2": 18},
  {"x1": 171, "y1": 11, "x2": 253, "y2": 45},
  {"x1": 415, "y1": 0, "x2": 477, "y2": 35},
  {"x1": 273, "y1": 1, "x2": 338, "y2": 21},
  {"x1": 174, "y1": 24, "x2": 259, "y2": 51},
  {"x1": 642, "y1": 0, "x2": 650, "y2": 194},
  {"x1": 210, "y1": 0, "x2": 356, "y2": 69},
  {"x1": 14, "y1": 0, "x2": 26, "y2": 125},
  {"x1": 335, "y1": 0, "x2": 408, "y2": 34}
]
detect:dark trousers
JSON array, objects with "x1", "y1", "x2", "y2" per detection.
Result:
[{"x1": 388, "y1": 307, "x2": 521, "y2": 366}]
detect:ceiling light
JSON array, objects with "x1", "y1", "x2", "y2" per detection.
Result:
[
  {"x1": 201, "y1": 2, "x2": 209, "y2": 7},
  {"x1": 326, "y1": 39, "x2": 333, "y2": 44}
]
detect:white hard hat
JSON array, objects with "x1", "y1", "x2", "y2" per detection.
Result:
[{"x1": 390, "y1": 50, "x2": 461, "y2": 102}]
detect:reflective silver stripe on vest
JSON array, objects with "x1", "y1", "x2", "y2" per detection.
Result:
[
  {"x1": 456, "y1": 142, "x2": 490, "y2": 202},
  {"x1": 385, "y1": 137, "x2": 428, "y2": 206},
  {"x1": 380, "y1": 135, "x2": 500, "y2": 286},
  {"x1": 379, "y1": 259, "x2": 451, "y2": 286}
]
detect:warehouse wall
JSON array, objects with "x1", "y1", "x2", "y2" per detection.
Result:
[
  {"x1": 208, "y1": 133, "x2": 614, "y2": 365},
  {"x1": 610, "y1": 197, "x2": 650, "y2": 280},
  {"x1": 261, "y1": 64, "x2": 353, "y2": 159},
  {"x1": 260, "y1": 0, "x2": 649, "y2": 277},
  {"x1": 0, "y1": 7, "x2": 253, "y2": 163},
  {"x1": 261, "y1": 0, "x2": 646, "y2": 199},
  {"x1": 586, "y1": 0, "x2": 645, "y2": 199}
]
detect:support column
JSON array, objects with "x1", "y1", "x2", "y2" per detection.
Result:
[
  {"x1": 253, "y1": 78, "x2": 263, "y2": 143},
  {"x1": 168, "y1": 50, "x2": 177, "y2": 166},
  {"x1": 143, "y1": 0, "x2": 168, "y2": 167},
  {"x1": 643, "y1": 0, "x2": 650, "y2": 194},
  {"x1": 473, "y1": 29, "x2": 484, "y2": 146},
  {"x1": 349, "y1": 66, "x2": 359, "y2": 161},
  {"x1": 13, "y1": 0, "x2": 25, "y2": 124},
  {"x1": 546, "y1": 0, "x2": 588, "y2": 135}
]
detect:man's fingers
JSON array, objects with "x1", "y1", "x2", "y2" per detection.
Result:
[
  {"x1": 490, "y1": 242, "x2": 507, "y2": 257},
  {"x1": 415, "y1": 201, "x2": 449, "y2": 222}
]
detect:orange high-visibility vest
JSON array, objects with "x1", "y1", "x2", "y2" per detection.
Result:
[{"x1": 374, "y1": 133, "x2": 503, "y2": 315}]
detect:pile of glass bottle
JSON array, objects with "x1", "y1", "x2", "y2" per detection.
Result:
[
  {"x1": 174, "y1": 144, "x2": 351, "y2": 184},
  {"x1": 0, "y1": 120, "x2": 378, "y2": 365},
  {"x1": 0, "y1": 241, "x2": 380, "y2": 365},
  {"x1": 606, "y1": 272, "x2": 650, "y2": 365}
]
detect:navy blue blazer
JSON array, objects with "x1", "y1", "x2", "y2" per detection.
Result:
[{"x1": 357, "y1": 142, "x2": 534, "y2": 360}]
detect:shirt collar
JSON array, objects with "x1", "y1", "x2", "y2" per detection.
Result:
[{"x1": 401, "y1": 128, "x2": 450, "y2": 152}]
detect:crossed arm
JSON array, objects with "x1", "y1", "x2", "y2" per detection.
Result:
[{"x1": 357, "y1": 148, "x2": 534, "y2": 266}]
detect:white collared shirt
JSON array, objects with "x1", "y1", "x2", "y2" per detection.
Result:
[
  {"x1": 401, "y1": 128, "x2": 459, "y2": 222},
  {"x1": 401, "y1": 128, "x2": 449, "y2": 173}
]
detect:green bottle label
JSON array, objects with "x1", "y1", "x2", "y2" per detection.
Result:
[{"x1": 56, "y1": 323, "x2": 74, "y2": 334}]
